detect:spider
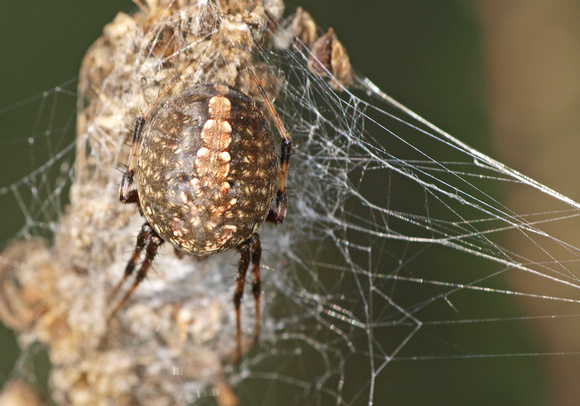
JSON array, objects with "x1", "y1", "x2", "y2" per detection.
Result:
[{"x1": 110, "y1": 67, "x2": 291, "y2": 362}]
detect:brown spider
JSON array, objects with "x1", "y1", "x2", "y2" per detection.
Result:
[{"x1": 110, "y1": 68, "x2": 291, "y2": 362}]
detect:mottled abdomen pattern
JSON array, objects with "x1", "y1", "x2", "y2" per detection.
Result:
[{"x1": 137, "y1": 84, "x2": 279, "y2": 255}]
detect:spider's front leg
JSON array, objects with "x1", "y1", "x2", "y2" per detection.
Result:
[
  {"x1": 247, "y1": 70, "x2": 292, "y2": 225},
  {"x1": 119, "y1": 116, "x2": 146, "y2": 208},
  {"x1": 266, "y1": 132, "x2": 291, "y2": 224}
]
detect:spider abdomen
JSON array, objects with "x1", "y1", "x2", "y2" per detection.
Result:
[{"x1": 137, "y1": 83, "x2": 279, "y2": 255}]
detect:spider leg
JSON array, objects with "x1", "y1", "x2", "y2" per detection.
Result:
[
  {"x1": 109, "y1": 222, "x2": 151, "y2": 302},
  {"x1": 265, "y1": 133, "x2": 290, "y2": 224},
  {"x1": 119, "y1": 117, "x2": 145, "y2": 205},
  {"x1": 247, "y1": 69, "x2": 292, "y2": 225},
  {"x1": 234, "y1": 234, "x2": 262, "y2": 362},
  {"x1": 108, "y1": 223, "x2": 164, "y2": 321},
  {"x1": 249, "y1": 234, "x2": 262, "y2": 341},
  {"x1": 234, "y1": 239, "x2": 251, "y2": 363}
]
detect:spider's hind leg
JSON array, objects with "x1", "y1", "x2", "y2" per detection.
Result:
[
  {"x1": 108, "y1": 222, "x2": 164, "y2": 321},
  {"x1": 234, "y1": 233, "x2": 262, "y2": 363}
]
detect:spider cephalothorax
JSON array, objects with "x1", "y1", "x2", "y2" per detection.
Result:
[{"x1": 111, "y1": 71, "x2": 291, "y2": 362}]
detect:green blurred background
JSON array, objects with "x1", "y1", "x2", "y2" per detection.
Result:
[{"x1": 2, "y1": 1, "x2": 579, "y2": 405}]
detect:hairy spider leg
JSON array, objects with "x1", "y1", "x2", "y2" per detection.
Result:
[
  {"x1": 247, "y1": 69, "x2": 292, "y2": 224},
  {"x1": 250, "y1": 235, "x2": 262, "y2": 341},
  {"x1": 234, "y1": 233, "x2": 262, "y2": 363},
  {"x1": 108, "y1": 223, "x2": 164, "y2": 321},
  {"x1": 119, "y1": 116, "x2": 145, "y2": 206},
  {"x1": 109, "y1": 221, "x2": 151, "y2": 301}
]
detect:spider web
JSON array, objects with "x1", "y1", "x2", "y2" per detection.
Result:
[{"x1": 2, "y1": 1, "x2": 580, "y2": 405}]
